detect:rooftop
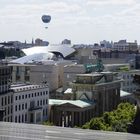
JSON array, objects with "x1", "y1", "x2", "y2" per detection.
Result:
[
  {"x1": 11, "y1": 84, "x2": 48, "y2": 92},
  {"x1": 120, "y1": 90, "x2": 132, "y2": 97},
  {"x1": 0, "y1": 122, "x2": 140, "y2": 140},
  {"x1": 76, "y1": 73, "x2": 103, "y2": 77},
  {"x1": 49, "y1": 99, "x2": 94, "y2": 108}
]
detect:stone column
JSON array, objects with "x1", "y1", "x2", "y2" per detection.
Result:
[
  {"x1": 71, "y1": 112, "x2": 74, "y2": 127},
  {"x1": 60, "y1": 111, "x2": 62, "y2": 126},
  {"x1": 79, "y1": 112, "x2": 82, "y2": 126},
  {"x1": 82, "y1": 111, "x2": 85, "y2": 125},
  {"x1": 64, "y1": 111, "x2": 67, "y2": 127}
]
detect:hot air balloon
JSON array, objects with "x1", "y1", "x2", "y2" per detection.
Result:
[{"x1": 41, "y1": 15, "x2": 51, "y2": 23}]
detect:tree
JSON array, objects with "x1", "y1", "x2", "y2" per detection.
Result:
[{"x1": 82, "y1": 102, "x2": 136, "y2": 132}]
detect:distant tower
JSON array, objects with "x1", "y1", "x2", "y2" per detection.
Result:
[{"x1": 32, "y1": 38, "x2": 34, "y2": 46}]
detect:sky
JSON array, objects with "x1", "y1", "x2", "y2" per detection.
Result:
[{"x1": 0, "y1": 0, "x2": 140, "y2": 44}]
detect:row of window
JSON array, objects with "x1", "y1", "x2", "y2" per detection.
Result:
[
  {"x1": 37, "y1": 99, "x2": 48, "y2": 106},
  {"x1": 15, "y1": 91, "x2": 48, "y2": 101},
  {"x1": 15, "y1": 114, "x2": 28, "y2": 123},
  {"x1": 15, "y1": 103, "x2": 28, "y2": 112},
  {"x1": 3, "y1": 115, "x2": 12, "y2": 122},
  {"x1": 15, "y1": 99, "x2": 48, "y2": 112},
  {"x1": 14, "y1": 109, "x2": 47, "y2": 123},
  {"x1": 2, "y1": 105, "x2": 13, "y2": 116},
  {"x1": 1, "y1": 95, "x2": 13, "y2": 106},
  {"x1": 122, "y1": 74, "x2": 134, "y2": 79}
]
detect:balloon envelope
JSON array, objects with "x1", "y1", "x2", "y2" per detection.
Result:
[{"x1": 42, "y1": 15, "x2": 51, "y2": 23}]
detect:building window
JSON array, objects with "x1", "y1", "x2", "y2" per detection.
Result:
[
  {"x1": 40, "y1": 100, "x2": 42, "y2": 106},
  {"x1": 37, "y1": 100, "x2": 39, "y2": 106},
  {"x1": 5, "y1": 96, "x2": 7, "y2": 105},
  {"x1": 43, "y1": 99, "x2": 45, "y2": 105},
  {"x1": 10, "y1": 116, "x2": 12, "y2": 122},
  {"x1": 15, "y1": 96, "x2": 18, "y2": 100},
  {"x1": 11, "y1": 95, "x2": 13, "y2": 103},
  {"x1": 46, "y1": 91, "x2": 48, "y2": 95},
  {"x1": 22, "y1": 114, "x2": 24, "y2": 123},
  {"x1": 43, "y1": 91, "x2": 45, "y2": 95},
  {"x1": 38, "y1": 92, "x2": 39, "y2": 96},
  {"x1": 2, "y1": 97, "x2": 3, "y2": 106},
  {"x1": 19, "y1": 95, "x2": 21, "y2": 100},
  {"x1": 25, "y1": 114, "x2": 27, "y2": 122},
  {"x1": 46, "y1": 99, "x2": 48, "y2": 104},
  {"x1": 25, "y1": 103, "x2": 27, "y2": 109},
  {"x1": 15, "y1": 116, "x2": 17, "y2": 122},
  {"x1": 19, "y1": 104, "x2": 21, "y2": 111},
  {"x1": 25, "y1": 94, "x2": 27, "y2": 98},
  {"x1": 15, "y1": 105, "x2": 17, "y2": 111},
  {"x1": 22, "y1": 104, "x2": 24, "y2": 110},
  {"x1": 19, "y1": 115, "x2": 21, "y2": 123},
  {"x1": 40, "y1": 92, "x2": 42, "y2": 96},
  {"x1": 8, "y1": 117, "x2": 9, "y2": 122},
  {"x1": 11, "y1": 107, "x2": 12, "y2": 114},
  {"x1": 8, "y1": 96, "x2": 10, "y2": 104},
  {"x1": 22, "y1": 95, "x2": 24, "y2": 99},
  {"x1": 8, "y1": 106, "x2": 10, "y2": 115},
  {"x1": 28, "y1": 94, "x2": 30, "y2": 98},
  {"x1": 32, "y1": 93, "x2": 33, "y2": 97}
]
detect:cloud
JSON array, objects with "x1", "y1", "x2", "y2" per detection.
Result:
[
  {"x1": 87, "y1": 0, "x2": 136, "y2": 6},
  {"x1": 0, "y1": 1, "x2": 84, "y2": 25}
]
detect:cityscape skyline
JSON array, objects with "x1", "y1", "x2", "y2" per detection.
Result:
[{"x1": 0, "y1": 0, "x2": 140, "y2": 44}]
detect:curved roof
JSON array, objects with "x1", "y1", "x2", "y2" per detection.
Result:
[
  {"x1": 11, "y1": 53, "x2": 55, "y2": 64},
  {"x1": 22, "y1": 44, "x2": 75, "y2": 58}
]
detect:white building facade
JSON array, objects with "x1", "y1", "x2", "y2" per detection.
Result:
[{"x1": 11, "y1": 84, "x2": 49, "y2": 124}]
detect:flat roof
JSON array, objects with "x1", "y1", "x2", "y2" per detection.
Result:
[
  {"x1": 11, "y1": 84, "x2": 48, "y2": 92},
  {"x1": 120, "y1": 90, "x2": 132, "y2": 97},
  {"x1": 76, "y1": 73, "x2": 103, "y2": 77},
  {"x1": 49, "y1": 99, "x2": 94, "y2": 108},
  {"x1": 0, "y1": 122, "x2": 140, "y2": 140},
  {"x1": 105, "y1": 63, "x2": 129, "y2": 66}
]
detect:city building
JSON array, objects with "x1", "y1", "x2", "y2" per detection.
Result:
[
  {"x1": 70, "y1": 72, "x2": 121, "y2": 116},
  {"x1": 0, "y1": 64, "x2": 12, "y2": 122},
  {"x1": 9, "y1": 60, "x2": 74, "y2": 93},
  {"x1": 63, "y1": 64, "x2": 86, "y2": 91},
  {"x1": 49, "y1": 99, "x2": 95, "y2": 127},
  {"x1": 100, "y1": 40, "x2": 113, "y2": 48},
  {"x1": 10, "y1": 64, "x2": 61, "y2": 92},
  {"x1": 113, "y1": 40, "x2": 138, "y2": 52},
  {"x1": 0, "y1": 83, "x2": 49, "y2": 124},
  {"x1": 11, "y1": 84, "x2": 49, "y2": 124},
  {"x1": 34, "y1": 38, "x2": 49, "y2": 46},
  {"x1": 0, "y1": 64, "x2": 49, "y2": 124},
  {"x1": 118, "y1": 70, "x2": 140, "y2": 93},
  {"x1": 104, "y1": 63, "x2": 140, "y2": 93},
  {"x1": 49, "y1": 72, "x2": 122, "y2": 127}
]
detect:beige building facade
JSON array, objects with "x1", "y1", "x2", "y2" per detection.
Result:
[
  {"x1": 9, "y1": 64, "x2": 63, "y2": 92},
  {"x1": 71, "y1": 72, "x2": 121, "y2": 116}
]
